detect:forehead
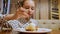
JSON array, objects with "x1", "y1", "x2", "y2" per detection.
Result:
[{"x1": 23, "y1": 0, "x2": 35, "y2": 7}]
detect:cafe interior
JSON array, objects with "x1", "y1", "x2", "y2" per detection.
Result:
[{"x1": 0, "y1": 0, "x2": 60, "y2": 34}]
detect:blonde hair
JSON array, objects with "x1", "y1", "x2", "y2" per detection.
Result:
[{"x1": 16, "y1": 0, "x2": 34, "y2": 8}]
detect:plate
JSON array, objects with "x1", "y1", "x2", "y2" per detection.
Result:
[{"x1": 13, "y1": 28, "x2": 52, "y2": 33}]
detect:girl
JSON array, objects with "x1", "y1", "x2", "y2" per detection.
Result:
[{"x1": 4, "y1": 0, "x2": 38, "y2": 29}]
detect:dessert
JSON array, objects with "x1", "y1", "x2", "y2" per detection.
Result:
[{"x1": 25, "y1": 23, "x2": 38, "y2": 31}]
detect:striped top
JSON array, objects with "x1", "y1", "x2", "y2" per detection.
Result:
[{"x1": 7, "y1": 19, "x2": 38, "y2": 29}]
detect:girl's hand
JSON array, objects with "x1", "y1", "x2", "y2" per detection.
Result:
[{"x1": 16, "y1": 7, "x2": 29, "y2": 18}]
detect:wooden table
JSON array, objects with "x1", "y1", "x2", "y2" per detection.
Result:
[
  {"x1": 0, "y1": 30, "x2": 60, "y2": 34},
  {"x1": 19, "y1": 32, "x2": 50, "y2": 34}
]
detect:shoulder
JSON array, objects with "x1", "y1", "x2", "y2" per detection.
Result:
[
  {"x1": 7, "y1": 20, "x2": 20, "y2": 25},
  {"x1": 7, "y1": 20, "x2": 21, "y2": 28},
  {"x1": 30, "y1": 19, "x2": 38, "y2": 22},
  {"x1": 30, "y1": 19, "x2": 38, "y2": 24}
]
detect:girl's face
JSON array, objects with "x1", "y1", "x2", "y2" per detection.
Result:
[{"x1": 23, "y1": 0, "x2": 35, "y2": 17}]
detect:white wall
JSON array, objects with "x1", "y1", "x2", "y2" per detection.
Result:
[
  {"x1": 35, "y1": 0, "x2": 40, "y2": 20},
  {"x1": 40, "y1": 0, "x2": 49, "y2": 20}
]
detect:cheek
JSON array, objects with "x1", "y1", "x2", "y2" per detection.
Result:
[
  {"x1": 32, "y1": 10, "x2": 35, "y2": 13},
  {"x1": 31, "y1": 10, "x2": 35, "y2": 14},
  {"x1": 29, "y1": 10, "x2": 34, "y2": 15}
]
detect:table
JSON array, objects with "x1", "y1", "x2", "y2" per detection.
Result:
[
  {"x1": 0, "y1": 30, "x2": 60, "y2": 34},
  {"x1": 0, "y1": 30, "x2": 51, "y2": 34},
  {"x1": 19, "y1": 32, "x2": 50, "y2": 34}
]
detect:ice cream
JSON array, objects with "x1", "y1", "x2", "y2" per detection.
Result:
[{"x1": 25, "y1": 23, "x2": 38, "y2": 31}]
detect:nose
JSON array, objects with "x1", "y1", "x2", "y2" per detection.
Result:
[
  {"x1": 28, "y1": 8, "x2": 32, "y2": 12},
  {"x1": 28, "y1": 8, "x2": 33, "y2": 15}
]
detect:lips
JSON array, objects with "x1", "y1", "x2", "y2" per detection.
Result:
[{"x1": 28, "y1": 12, "x2": 32, "y2": 15}]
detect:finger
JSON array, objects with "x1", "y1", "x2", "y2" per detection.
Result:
[
  {"x1": 20, "y1": 7, "x2": 26, "y2": 12},
  {"x1": 20, "y1": 7, "x2": 28, "y2": 13},
  {"x1": 23, "y1": 12, "x2": 29, "y2": 17}
]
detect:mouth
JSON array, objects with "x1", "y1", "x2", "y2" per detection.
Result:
[
  {"x1": 28, "y1": 13, "x2": 32, "y2": 17},
  {"x1": 28, "y1": 12, "x2": 32, "y2": 15}
]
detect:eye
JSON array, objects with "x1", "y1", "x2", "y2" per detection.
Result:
[
  {"x1": 31, "y1": 7, "x2": 34, "y2": 10},
  {"x1": 25, "y1": 7, "x2": 29, "y2": 9},
  {"x1": 31, "y1": 8, "x2": 34, "y2": 10}
]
